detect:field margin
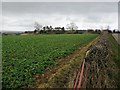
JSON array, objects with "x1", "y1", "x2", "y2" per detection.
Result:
[
  {"x1": 109, "y1": 34, "x2": 120, "y2": 88},
  {"x1": 36, "y1": 35, "x2": 100, "y2": 88}
]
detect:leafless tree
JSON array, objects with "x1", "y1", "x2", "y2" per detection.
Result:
[
  {"x1": 34, "y1": 22, "x2": 42, "y2": 31},
  {"x1": 66, "y1": 22, "x2": 78, "y2": 30}
]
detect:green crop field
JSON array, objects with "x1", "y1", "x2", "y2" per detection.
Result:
[{"x1": 2, "y1": 34, "x2": 98, "y2": 88}]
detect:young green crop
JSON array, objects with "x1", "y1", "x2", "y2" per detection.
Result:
[{"x1": 2, "y1": 34, "x2": 98, "y2": 88}]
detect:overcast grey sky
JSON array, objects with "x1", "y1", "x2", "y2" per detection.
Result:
[{"x1": 2, "y1": 2, "x2": 118, "y2": 31}]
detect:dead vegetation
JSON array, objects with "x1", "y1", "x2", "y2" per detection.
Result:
[{"x1": 80, "y1": 32, "x2": 118, "y2": 88}]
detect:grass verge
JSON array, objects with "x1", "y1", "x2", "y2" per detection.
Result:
[{"x1": 108, "y1": 34, "x2": 120, "y2": 88}]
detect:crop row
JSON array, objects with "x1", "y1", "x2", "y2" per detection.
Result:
[{"x1": 2, "y1": 34, "x2": 98, "y2": 88}]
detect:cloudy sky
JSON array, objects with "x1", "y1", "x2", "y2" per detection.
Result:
[{"x1": 2, "y1": 2, "x2": 118, "y2": 31}]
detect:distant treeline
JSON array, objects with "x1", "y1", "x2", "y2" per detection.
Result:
[
  {"x1": 24, "y1": 23, "x2": 119, "y2": 34},
  {"x1": 24, "y1": 29, "x2": 101, "y2": 34},
  {"x1": 2, "y1": 25, "x2": 120, "y2": 35},
  {"x1": 24, "y1": 29, "x2": 120, "y2": 35},
  {"x1": 2, "y1": 29, "x2": 120, "y2": 35},
  {"x1": 2, "y1": 22, "x2": 120, "y2": 35}
]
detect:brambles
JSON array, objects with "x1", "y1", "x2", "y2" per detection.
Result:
[
  {"x1": 81, "y1": 33, "x2": 118, "y2": 88},
  {"x1": 2, "y1": 34, "x2": 98, "y2": 88}
]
